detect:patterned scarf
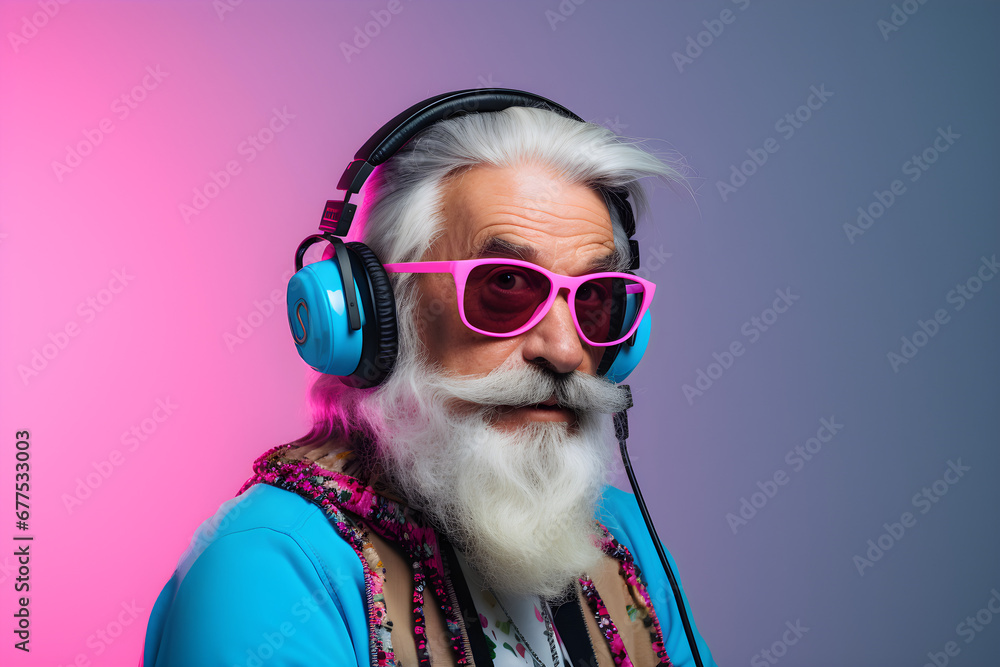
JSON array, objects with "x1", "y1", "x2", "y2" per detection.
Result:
[{"x1": 237, "y1": 442, "x2": 673, "y2": 667}]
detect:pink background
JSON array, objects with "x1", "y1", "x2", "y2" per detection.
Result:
[{"x1": 2, "y1": 3, "x2": 699, "y2": 664}]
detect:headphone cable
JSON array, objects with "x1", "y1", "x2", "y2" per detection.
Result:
[{"x1": 614, "y1": 385, "x2": 706, "y2": 667}]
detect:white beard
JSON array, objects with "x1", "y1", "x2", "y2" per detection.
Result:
[{"x1": 352, "y1": 351, "x2": 632, "y2": 600}]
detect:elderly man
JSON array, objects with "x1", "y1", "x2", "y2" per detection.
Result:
[{"x1": 142, "y1": 90, "x2": 717, "y2": 667}]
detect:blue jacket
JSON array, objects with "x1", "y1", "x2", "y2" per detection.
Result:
[{"x1": 142, "y1": 482, "x2": 716, "y2": 666}]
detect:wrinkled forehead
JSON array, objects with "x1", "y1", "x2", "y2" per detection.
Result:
[{"x1": 429, "y1": 164, "x2": 616, "y2": 273}]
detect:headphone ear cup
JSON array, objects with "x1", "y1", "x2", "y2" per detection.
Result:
[
  {"x1": 340, "y1": 242, "x2": 398, "y2": 388},
  {"x1": 286, "y1": 253, "x2": 367, "y2": 376},
  {"x1": 600, "y1": 310, "x2": 652, "y2": 384}
]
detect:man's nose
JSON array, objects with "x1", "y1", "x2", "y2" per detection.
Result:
[{"x1": 520, "y1": 291, "x2": 588, "y2": 375}]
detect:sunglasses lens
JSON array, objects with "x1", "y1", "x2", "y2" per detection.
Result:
[
  {"x1": 465, "y1": 264, "x2": 551, "y2": 333},
  {"x1": 575, "y1": 277, "x2": 646, "y2": 344}
]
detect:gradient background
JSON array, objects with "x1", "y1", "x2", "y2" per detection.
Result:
[{"x1": 2, "y1": 1, "x2": 998, "y2": 665}]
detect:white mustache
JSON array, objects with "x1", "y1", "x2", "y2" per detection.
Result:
[{"x1": 436, "y1": 360, "x2": 632, "y2": 414}]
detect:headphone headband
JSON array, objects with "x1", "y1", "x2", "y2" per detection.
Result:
[
  {"x1": 353, "y1": 89, "x2": 582, "y2": 180},
  {"x1": 319, "y1": 88, "x2": 636, "y2": 241}
]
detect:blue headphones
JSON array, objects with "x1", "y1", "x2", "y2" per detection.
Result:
[{"x1": 287, "y1": 88, "x2": 652, "y2": 387}]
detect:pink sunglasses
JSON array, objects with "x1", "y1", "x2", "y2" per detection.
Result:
[{"x1": 382, "y1": 258, "x2": 655, "y2": 347}]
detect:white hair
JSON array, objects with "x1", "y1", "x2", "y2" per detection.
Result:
[{"x1": 298, "y1": 105, "x2": 689, "y2": 444}]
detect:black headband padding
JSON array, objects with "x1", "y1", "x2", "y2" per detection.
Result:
[{"x1": 355, "y1": 88, "x2": 583, "y2": 169}]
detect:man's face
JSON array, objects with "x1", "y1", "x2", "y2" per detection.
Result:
[{"x1": 415, "y1": 163, "x2": 616, "y2": 429}]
